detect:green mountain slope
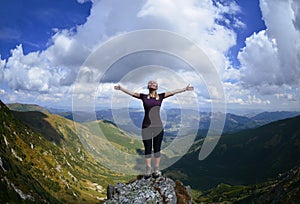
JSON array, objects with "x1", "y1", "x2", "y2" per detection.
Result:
[
  {"x1": 193, "y1": 163, "x2": 300, "y2": 203},
  {"x1": 0, "y1": 100, "x2": 132, "y2": 203},
  {"x1": 7, "y1": 102, "x2": 50, "y2": 114},
  {"x1": 167, "y1": 115, "x2": 300, "y2": 190}
]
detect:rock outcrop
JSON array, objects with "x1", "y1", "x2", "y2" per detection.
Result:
[{"x1": 104, "y1": 176, "x2": 191, "y2": 204}]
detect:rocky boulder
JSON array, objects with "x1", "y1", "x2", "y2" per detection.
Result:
[{"x1": 104, "y1": 176, "x2": 191, "y2": 204}]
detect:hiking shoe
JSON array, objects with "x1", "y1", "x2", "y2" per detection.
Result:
[
  {"x1": 144, "y1": 166, "x2": 152, "y2": 179},
  {"x1": 152, "y1": 166, "x2": 162, "y2": 179}
]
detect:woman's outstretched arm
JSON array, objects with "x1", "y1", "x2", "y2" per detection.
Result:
[
  {"x1": 114, "y1": 84, "x2": 141, "y2": 99},
  {"x1": 164, "y1": 84, "x2": 194, "y2": 98}
]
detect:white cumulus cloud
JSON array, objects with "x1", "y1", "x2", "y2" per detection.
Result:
[
  {"x1": 239, "y1": 0, "x2": 300, "y2": 94},
  {"x1": 1, "y1": 0, "x2": 241, "y2": 108}
]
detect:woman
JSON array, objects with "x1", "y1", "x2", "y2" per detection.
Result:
[{"x1": 114, "y1": 81, "x2": 194, "y2": 179}]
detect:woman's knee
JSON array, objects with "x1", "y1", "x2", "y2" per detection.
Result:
[{"x1": 153, "y1": 151, "x2": 161, "y2": 158}]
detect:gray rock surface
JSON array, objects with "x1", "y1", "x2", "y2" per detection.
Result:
[{"x1": 104, "y1": 176, "x2": 191, "y2": 204}]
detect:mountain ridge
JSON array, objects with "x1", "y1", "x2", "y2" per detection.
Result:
[
  {"x1": 7, "y1": 102, "x2": 50, "y2": 114},
  {"x1": 7, "y1": 103, "x2": 300, "y2": 136},
  {"x1": 167, "y1": 114, "x2": 300, "y2": 190},
  {"x1": 57, "y1": 108, "x2": 300, "y2": 136}
]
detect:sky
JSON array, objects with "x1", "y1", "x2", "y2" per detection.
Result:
[{"x1": 0, "y1": 0, "x2": 300, "y2": 113}]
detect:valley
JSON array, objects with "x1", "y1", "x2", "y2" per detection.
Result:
[{"x1": 1, "y1": 101, "x2": 300, "y2": 203}]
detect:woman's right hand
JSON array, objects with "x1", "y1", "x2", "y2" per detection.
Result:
[
  {"x1": 185, "y1": 84, "x2": 194, "y2": 91},
  {"x1": 114, "y1": 84, "x2": 121, "y2": 90}
]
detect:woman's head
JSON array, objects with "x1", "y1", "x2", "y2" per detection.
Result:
[
  {"x1": 147, "y1": 80, "x2": 158, "y2": 90},
  {"x1": 147, "y1": 80, "x2": 159, "y2": 100}
]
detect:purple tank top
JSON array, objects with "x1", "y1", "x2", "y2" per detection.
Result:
[{"x1": 140, "y1": 93, "x2": 165, "y2": 128}]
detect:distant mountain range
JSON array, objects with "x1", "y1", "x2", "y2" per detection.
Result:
[
  {"x1": 9, "y1": 103, "x2": 298, "y2": 134},
  {"x1": 53, "y1": 107, "x2": 300, "y2": 136},
  {"x1": 2, "y1": 101, "x2": 300, "y2": 203}
]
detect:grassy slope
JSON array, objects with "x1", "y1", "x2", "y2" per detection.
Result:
[
  {"x1": 1, "y1": 101, "x2": 135, "y2": 203},
  {"x1": 7, "y1": 103, "x2": 50, "y2": 114},
  {"x1": 192, "y1": 163, "x2": 300, "y2": 203}
]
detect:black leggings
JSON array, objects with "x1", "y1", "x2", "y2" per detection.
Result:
[{"x1": 142, "y1": 127, "x2": 164, "y2": 158}]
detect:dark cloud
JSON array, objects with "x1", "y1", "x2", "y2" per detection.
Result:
[{"x1": 101, "y1": 50, "x2": 192, "y2": 83}]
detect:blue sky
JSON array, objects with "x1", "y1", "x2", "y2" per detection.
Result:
[
  {"x1": 0, "y1": 0, "x2": 92, "y2": 58},
  {"x1": 0, "y1": 0, "x2": 299, "y2": 113},
  {"x1": 228, "y1": 0, "x2": 266, "y2": 66}
]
